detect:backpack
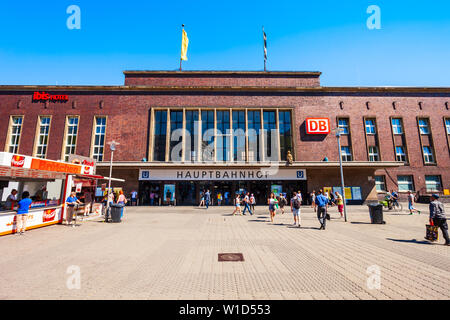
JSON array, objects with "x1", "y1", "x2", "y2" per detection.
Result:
[{"x1": 293, "y1": 198, "x2": 300, "y2": 209}]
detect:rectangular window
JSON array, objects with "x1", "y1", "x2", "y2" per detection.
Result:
[
  {"x1": 395, "y1": 146, "x2": 407, "y2": 162},
  {"x1": 232, "y1": 110, "x2": 245, "y2": 162},
  {"x1": 418, "y1": 118, "x2": 430, "y2": 135},
  {"x1": 7, "y1": 116, "x2": 23, "y2": 153},
  {"x1": 391, "y1": 118, "x2": 403, "y2": 135},
  {"x1": 445, "y1": 118, "x2": 450, "y2": 135},
  {"x1": 184, "y1": 110, "x2": 199, "y2": 162},
  {"x1": 201, "y1": 110, "x2": 215, "y2": 161},
  {"x1": 153, "y1": 111, "x2": 167, "y2": 162},
  {"x1": 216, "y1": 110, "x2": 231, "y2": 162},
  {"x1": 338, "y1": 118, "x2": 349, "y2": 135},
  {"x1": 422, "y1": 146, "x2": 435, "y2": 164},
  {"x1": 425, "y1": 175, "x2": 442, "y2": 192},
  {"x1": 247, "y1": 110, "x2": 261, "y2": 162},
  {"x1": 35, "y1": 116, "x2": 51, "y2": 159},
  {"x1": 263, "y1": 111, "x2": 277, "y2": 160},
  {"x1": 398, "y1": 175, "x2": 414, "y2": 192},
  {"x1": 169, "y1": 111, "x2": 183, "y2": 161},
  {"x1": 375, "y1": 176, "x2": 386, "y2": 192},
  {"x1": 368, "y1": 146, "x2": 379, "y2": 161},
  {"x1": 63, "y1": 116, "x2": 79, "y2": 162},
  {"x1": 341, "y1": 146, "x2": 352, "y2": 161},
  {"x1": 279, "y1": 111, "x2": 293, "y2": 161},
  {"x1": 92, "y1": 117, "x2": 106, "y2": 161},
  {"x1": 365, "y1": 119, "x2": 376, "y2": 135}
]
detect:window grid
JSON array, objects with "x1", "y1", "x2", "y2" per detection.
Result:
[
  {"x1": 169, "y1": 111, "x2": 183, "y2": 161},
  {"x1": 64, "y1": 117, "x2": 79, "y2": 162},
  {"x1": 232, "y1": 111, "x2": 245, "y2": 162},
  {"x1": 375, "y1": 176, "x2": 386, "y2": 192},
  {"x1": 279, "y1": 111, "x2": 293, "y2": 161},
  {"x1": 35, "y1": 116, "x2": 51, "y2": 159},
  {"x1": 247, "y1": 110, "x2": 261, "y2": 162},
  {"x1": 201, "y1": 110, "x2": 215, "y2": 161},
  {"x1": 391, "y1": 118, "x2": 403, "y2": 135},
  {"x1": 8, "y1": 116, "x2": 23, "y2": 154},
  {"x1": 368, "y1": 146, "x2": 379, "y2": 162},
  {"x1": 341, "y1": 146, "x2": 352, "y2": 162},
  {"x1": 398, "y1": 175, "x2": 414, "y2": 192},
  {"x1": 445, "y1": 118, "x2": 450, "y2": 135},
  {"x1": 263, "y1": 111, "x2": 277, "y2": 160},
  {"x1": 425, "y1": 175, "x2": 442, "y2": 192},
  {"x1": 338, "y1": 118, "x2": 349, "y2": 135},
  {"x1": 365, "y1": 119, "x2": 376, "y2": 135},
  {"x1": 418, "y1": 119, "x2": 430, "y2": 135},
  {"x1": 93, "y1": 117, "x2": 106, "y2": 161},
  {"x1": 395, "y1": 146, "x2": 407, "y2": 162},
  {"x1": 153, "y1": 111, "x2": 167, "y2": 161},
  {"x1": 423, "y1": 146, "x2": 435, "y2": 164},
  {"x1": 184, "y1": 111, "x2": 199, "y2": 162}
]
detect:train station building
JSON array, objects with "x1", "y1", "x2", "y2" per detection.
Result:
[{"x1": 1, "y1": 70, "x2": 449, "y2": 205}]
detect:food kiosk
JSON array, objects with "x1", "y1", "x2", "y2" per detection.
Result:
[{"x1": 0, "y1": 152, "x2": 98, "y2": 236}]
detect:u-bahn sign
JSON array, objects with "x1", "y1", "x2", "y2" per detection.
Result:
[{"x1": 139, "y1": 168, "x2": 307, "y2": 181}]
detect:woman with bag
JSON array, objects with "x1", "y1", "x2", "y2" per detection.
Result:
[
  {"x1": 268, "y1": 193, "x2": 277, "y2": 223},
  {"x1": 117, "y1": 190, "x2": 128, "y2": 219}
]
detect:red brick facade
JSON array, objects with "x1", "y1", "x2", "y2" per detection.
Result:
[{"x1": 1, "y1": 71, "x2": 449, "y2": 202}]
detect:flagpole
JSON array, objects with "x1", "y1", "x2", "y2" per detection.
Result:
[
  {"x1": 180, "y1": 24, "x2": 184, "y2": 71},
  {"x1": 263, "y1": 26, "x2": 267, "y2": 72}
]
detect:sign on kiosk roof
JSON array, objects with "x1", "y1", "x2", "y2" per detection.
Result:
[{"x1": 0, "y1": 152, "x2": 95, "y2": 176}]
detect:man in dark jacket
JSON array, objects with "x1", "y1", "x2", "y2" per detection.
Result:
[{"x1": 429, "y1": 194, "x2": 449, "y2": 246}]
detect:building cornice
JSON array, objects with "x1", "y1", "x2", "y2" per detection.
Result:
[
  {"x1": 0, "y1": 85, "x2": 449, "y2": 94},
  {"x1": 95, "y1": 161, "x2": 403, "y2": 169}
]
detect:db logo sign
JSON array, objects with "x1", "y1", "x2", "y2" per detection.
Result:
[
  {"x1": 306, "y1": 118, "x2": 331, "y2": 135},
  {"x1": 11, "y1": 155, "x2": 25, "y2": 168}
]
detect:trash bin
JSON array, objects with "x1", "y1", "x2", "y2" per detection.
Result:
[
  {"x1": 368, "y1": 203, "x2": 385, "y2": 224},
  {"x1": 109, "y1": 203, "x2": 123, "y2": 223}
]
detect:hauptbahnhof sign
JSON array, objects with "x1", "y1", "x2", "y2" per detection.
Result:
[{"x1": 139, "y1": 168, "x2": 307, "y2": 181}]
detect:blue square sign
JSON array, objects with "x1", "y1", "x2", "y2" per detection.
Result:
[
  {"x1": 297, "y1": 171, "x2": 304, "y2": 179},
  {"x1": 141, "y1": 170, "x2": 150, "y2": 179}
]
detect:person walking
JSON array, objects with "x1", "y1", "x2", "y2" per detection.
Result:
[
  {"x1": 166, "y1": 189, "x2": 172, "y2": 206},
  {"x1": 217, "y1": 192, "x2": 222, "y2": 206},
  {"x1": 335, "y1": 191, "x2": 344, "y2": 218},
  {"x1": 130, "y1": 190, "x2": 138, "y2": 206},
  {"x1": 66, "y1": 191, "x2": 82, "y2": 227},
  {"x1": 279, "y1": 193, "x2": 287, "y2": 214},
  {"x1": 198, "y1": 190, "x2": 205, "y2": 208},
  {"x1": 315, "y1": 190, "x2": 329, "y2": 230},
  {"x1": 310, "y1": 190, "x2": 316, "y2": 212},
  {"x1": 150, "y1": 191, "x2": 155, "y2": 206},
  {"x1": 117, "y1": 190, "x2": 128, "y2": 219},
  {"x1": 204, "y1": 190, "x2": 211, "y2": 209},
  {"x1": 268, "y1": 193, "x2": 277, "y2": 223},
  {"x1": 408, "y1": 191, "x2": 421, "y2": 215},
  {"x1": 242, "y1": 192, "x2": 253, "y2": 215},
  {"x1": 232, "y1": 194, "x2": 242, "y2": 216},
  {"x1": 15, "y1": 191, "x2": 32, "y2": 235},
  {"x1": 250, "y1": 194, "x2": 256, "y2": 213},
  {"x1": 290, "y1": 191, "x2": 302, "y2": 227},
  {"x1": 428, "y1": 194, "x2": 449, "y2": 246},
  {"x1": 83, "y1": 190, "x2": 93, "y2": 216}
]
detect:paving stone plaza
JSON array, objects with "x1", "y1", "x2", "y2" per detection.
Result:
[{"x1": 0, "y1": 203, "x2": 449, "y2": 300}]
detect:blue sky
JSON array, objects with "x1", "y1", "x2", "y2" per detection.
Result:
[{"x1": 0, "y1": 0, "x2": 449, "y2": 86}]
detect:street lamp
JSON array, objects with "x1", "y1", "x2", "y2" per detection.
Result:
[
  {"x1": 106, "y1": 140, "x2": 120, "y2": 221},
  {"x1": 335, "y1": 128, "x2": 348, "y2": 222}
]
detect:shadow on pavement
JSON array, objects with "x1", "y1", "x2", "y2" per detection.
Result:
[
  {"x1": 386, "y1": 238, "x2": 433, "y2": 245},
  {"x1": 351, "y1": 222, "x2": 372, "y2": 225}
]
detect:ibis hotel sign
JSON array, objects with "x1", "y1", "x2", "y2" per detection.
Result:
[
  {"x1": 32, "y1": 92, "x2": 69, "y2": 103},
  {"x1": 139, "y1": 168, "x2": 307, "y2": 181}
]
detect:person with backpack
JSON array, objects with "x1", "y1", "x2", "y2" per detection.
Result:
[
  {"x1": 290, "y1": 191, "x2": 302, "y2": 227},
  {"x1": 315, "y1": 190, "x2": 329, "y2": 230},
  {"x1": 428, "y1": 194, "x2": 449, "y2": 246}
]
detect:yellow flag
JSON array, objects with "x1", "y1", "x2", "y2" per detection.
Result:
[{"x1": 181, "y1": 29, "x2": 189, "y2": 61}]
